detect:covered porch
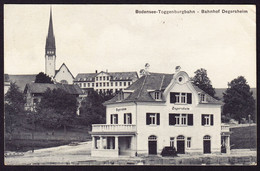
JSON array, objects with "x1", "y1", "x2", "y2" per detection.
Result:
[{"x1": 89, "y1": 124, "x2": 137, "y2": 157}]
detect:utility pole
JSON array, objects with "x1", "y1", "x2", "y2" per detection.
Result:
[{"x1": 248, "y1": 114, "x2": 251, "y2": 150}]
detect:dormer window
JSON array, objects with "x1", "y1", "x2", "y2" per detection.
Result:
[
  {"x1": 199, "y1": 93, "x2": 207, "y2": 103},
  {"x1": 118, "y1": 92, "x2": 124, "y2": 101},
  {"x1": 154, "y1": 92, "x2": 161, "y2": 100}
]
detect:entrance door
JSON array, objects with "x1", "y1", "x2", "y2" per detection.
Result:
[
  {"x1": 177, "y1": 140, "x2": 185, "y2": 154},
  {"x1": 203, "y1": 135, "x2": 211, "y2": 154},
  {"x1": 177, "y1": 135, "x2": 185, "y2": 154},
  {"x1": 148, "y1": 135, "x2": 157, "y2": 155}
]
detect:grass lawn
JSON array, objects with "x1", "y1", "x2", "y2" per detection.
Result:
[{"x1": 230, "y1": 125, "x2": 256, "y2": 149}]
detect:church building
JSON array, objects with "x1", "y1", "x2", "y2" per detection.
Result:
[{"x1": 45, "y1": 8, "x2": 74, "y2": 84}]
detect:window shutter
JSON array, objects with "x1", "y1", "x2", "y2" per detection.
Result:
[
  {"x1": 187, "y1": 93, "x2": 192, "y2": 104},
  {"x1": 188, "y1": 114, "x2": 193, "y2": 126},
  {"x1": 111, "y1": 115, "x2": 113, "y2": 124},
  {"x1": 156, "y1": 113, "x2": 160, "y2": 125},
  {"x1": 210, "y1": 115, "x2": 214, "y2": 126},
  {"x1": 169, "y1": 114, "x2": 174, "y2": 125},
  {"x1": 130, "y1": 114, "x2": 132, "y2": 124},
  {"x1": 124, "y1": 114, "x2": 126, "y2": 124},
  {"x1": 146, "y1": 113, "x2": 150, "y2": 125},
  {"x1": 202, "y1": 115, "x2": 205, "y2": 125},
  {"x1": 170, "y1": 93, "x2": 176, "y2": 103},
  {"x1": 115, "y1": 115, "x2": 118, "y2": 124}
]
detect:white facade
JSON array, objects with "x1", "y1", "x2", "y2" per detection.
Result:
[
  {"x1": 45, "y1": 54, "x2": 56, "y2": 78},
  {"x1": 90, "y1": 70, "x2": 230, "y2": 157},
  {"x1": 74, "y1": 71, "x2": 138, "y2": 94},
  {"x1": 54, "y1": 64, "x2": 74, "y2": 84}
]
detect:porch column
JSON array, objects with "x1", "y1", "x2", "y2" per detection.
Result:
[
  {"x1": 226, "y1": 136, "x2": 231, "y2": 154},
  {"x1": 100, "y1": 136, "x2": 103, "y2": 149},
  {"x1": 115, "y1": 136, "x2": 119, "y2": 150},
  {"x1": 92, "y1": 136, "x2": 95, "y2": 149}
]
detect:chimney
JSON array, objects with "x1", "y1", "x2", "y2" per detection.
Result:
[
  {"x1": 95, "y1": 70, "x2": 98, "y2": 73},
  {"x1": 175, "y1": 66, "x2": 181, "y2": 73}
]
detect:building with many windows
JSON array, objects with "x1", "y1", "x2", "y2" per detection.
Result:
[
  {"x1": 89, "y1": 67, "x2": 231, "y2": 157},
  {"x1": 74, "y1": 71, "x2": 139, "y2": 95}
]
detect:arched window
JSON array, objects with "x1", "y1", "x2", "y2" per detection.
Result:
[
  {"x1": 148, "y1": 135, "x2": 157, "y2": 141},
  {"x1": 203, "y1": 135, "x2": 211, "y2": 140},
  {"x1": 177, "y1": 135, "x2": 185, "y2": 140},
  {"x1": 60, "y1": 80, "x2": 68, "y2": 84}
]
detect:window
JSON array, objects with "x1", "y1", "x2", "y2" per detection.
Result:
[
  {"x1": 103, "y1": 76, "x2": 106, "y2": 80},
  {"x1": 187, "y1": 137, "x2": 191, "y2": 148},
  {"x1": 100, "y1": 83, "x2": 102, "y2": 87},
  {"x1": 96, "y1": 83, "x2": 98, "y2": 87},
  {"x1": 99, "y1": 76, "x2": 102, "y2": 81},
  {"x1": 115, "y1": 82, "x2": 118, "y2": 86},
  {"x1": 88, "y1": 83, "x2": 90, "y2": 87},
  {"x1": 170, "y1": 92, "x2": 192, "y2": 104},
  {"x1": 84, "y1": 83, "x2": 86, "y2": 87},
  {"x1": 128, "y1": 82, "x2": 131, "y2": 86},
  {"x1": 107, "y1": 76, "x2": 110, "y2": 80},
  {"x1": 200, "y1": 93, "x2": 206, "y2": 102},
  {"x1": 169, "y1": 114, "x2": 193, "y2": 126},
  {"x1": 107, "y1": 82, "x2": 109, "y2": 87},
  {"x1": 124, "y1": 113, "x2": 132, "y2": 124},
  {"x1": 92, "y1": 83, "x2": 94, "y2": 87},
  {"x1": 96, "y1": 77, "x2": 98, "y2": 81},
  {"x1": 154, "y1": 92, "x2": 161, "y2": 100},
  {"x1": 124, "y1": 82, "x2": 126, "y2": 86},
  {"x1": 103, "y1": 82, "x2": 106, "y2": 87},
  {"x1": 111, "y1": 82, "x2": 113, "y2": 86},
  {"x1": 119, "y1": 82, "x2": 122, "y2": 86},
  {"x1": 146, "y1": 113, "x2": 160, "y2": 125},
  {"x1": 201, "y1": 114, "x2": 214, "y2": 126},
  {"x1": 170, "y1": 137, "x2": 175, "y2": 147},
  {"x1": 118, "y1": 92, "x2": 124, "y2": 101},
  {"x1": 79, "y1": 83, "x2": 82, "y2": 87},
  {"x1": 110, "y1": 114, "x2": 118, "y2": 124}
]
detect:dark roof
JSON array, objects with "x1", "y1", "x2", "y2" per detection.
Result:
[
  {"x1": 74, "y1": 71, "x2": 138, "y2": 82},
  {"x1": 54, "y1": 63, "x2": 75, "y2": 79},
  {"x1": 104, "y1": 72, "x2": 222, "y2": 105},
  {"x1": 24, "y1": 83, "x2": 83, "y2": 95},
  {"x1": 215, "y1": 88, "x2": 256, "y2": 101},
  {"x1": 8, "y1": 74, "x2": 37, "y2": 92}
]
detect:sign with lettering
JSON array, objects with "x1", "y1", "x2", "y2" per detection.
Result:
[
  {"x1": 172, "y1": 106, "x2": 191, "y2": 111},
  {"x1": 116, "y1": 108, "x2": 127, "y2": 112}
]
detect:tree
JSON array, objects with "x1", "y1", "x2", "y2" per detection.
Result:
[
  {"x1": 4, "y1": 82, "x2": 26, "y2": 135},
  {"x1": 223, "y1": 76, "x2": 255, "y2": 123},
  {"x1": 79, "y1": 91, "x2": 114, "y2": 126},
  {"x1": 37, "y1": 88, "x2": 78, "y2": 133},
  {"x1": 35, "y1": 72, "x2": 53, "y2": 83},
  {"x1": 191, "y1": 68, "x2": 216, "y2": 97}
]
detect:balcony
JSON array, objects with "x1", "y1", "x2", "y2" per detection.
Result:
[
  {"x1": 91, "y1": 124, "x2": 136, "y2": 133},
  {"x1": 221, "y1": 124, "x2": 231, "y2": 136}
]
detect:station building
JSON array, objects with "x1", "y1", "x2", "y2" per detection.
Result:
[{"x1": 89, "y1": 67, "x2": 231, "y2": 157}]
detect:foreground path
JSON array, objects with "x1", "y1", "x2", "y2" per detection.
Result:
[{"x1": 4, "y1": 141, "x2": 256, "y2": 165}]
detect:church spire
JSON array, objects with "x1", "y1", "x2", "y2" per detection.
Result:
[
  {"x1": 45, "y1": 6, "x2": 56, "y2": 54},
  {"x1": 45, "y1": 6, "x2": 56, "y2": 78}
]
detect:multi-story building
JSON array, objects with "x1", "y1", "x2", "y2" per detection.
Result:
[
  {"x1": 74, "y1": 71, "x2": 139, "y2": 95},
  {"x1": 89, "y1": 67, "x2": 231, "y2": 157}
]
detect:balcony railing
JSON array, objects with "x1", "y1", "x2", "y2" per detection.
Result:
[
  {"x1": 92, "y1": 124, "x2": 136, "y2": 132},
  {"x1": 221, "y1": 124, "x2": 230, "y2": 133}
]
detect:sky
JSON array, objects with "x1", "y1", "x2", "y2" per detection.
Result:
[{"x1": 4, "y1": 5, "x2": 256, "y2": 88}]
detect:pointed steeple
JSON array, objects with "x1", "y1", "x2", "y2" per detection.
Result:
[{"x1": 45, "y1": 6, "x2": 56, "y2": 55}]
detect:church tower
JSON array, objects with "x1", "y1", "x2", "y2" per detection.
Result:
[{"x1": 45, "y1": 7, "x2": 56, "y2": 78}]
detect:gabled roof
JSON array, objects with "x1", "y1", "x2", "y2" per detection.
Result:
[
  {"x1": 7, "y1": 74, "x2": 37, "y2": 92},
  {"x1": 104, "y1": 72, "x2": 222, "y2": 105},
  {"x1": 74, "y1": 71, "x2": 138, "y2": 82},
  {"x1": 24, "y1": 83, "x2": 83, "y2": 95},
  {"x1": 54, "y1": 63, "x2": 75, "y2": 79}
]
